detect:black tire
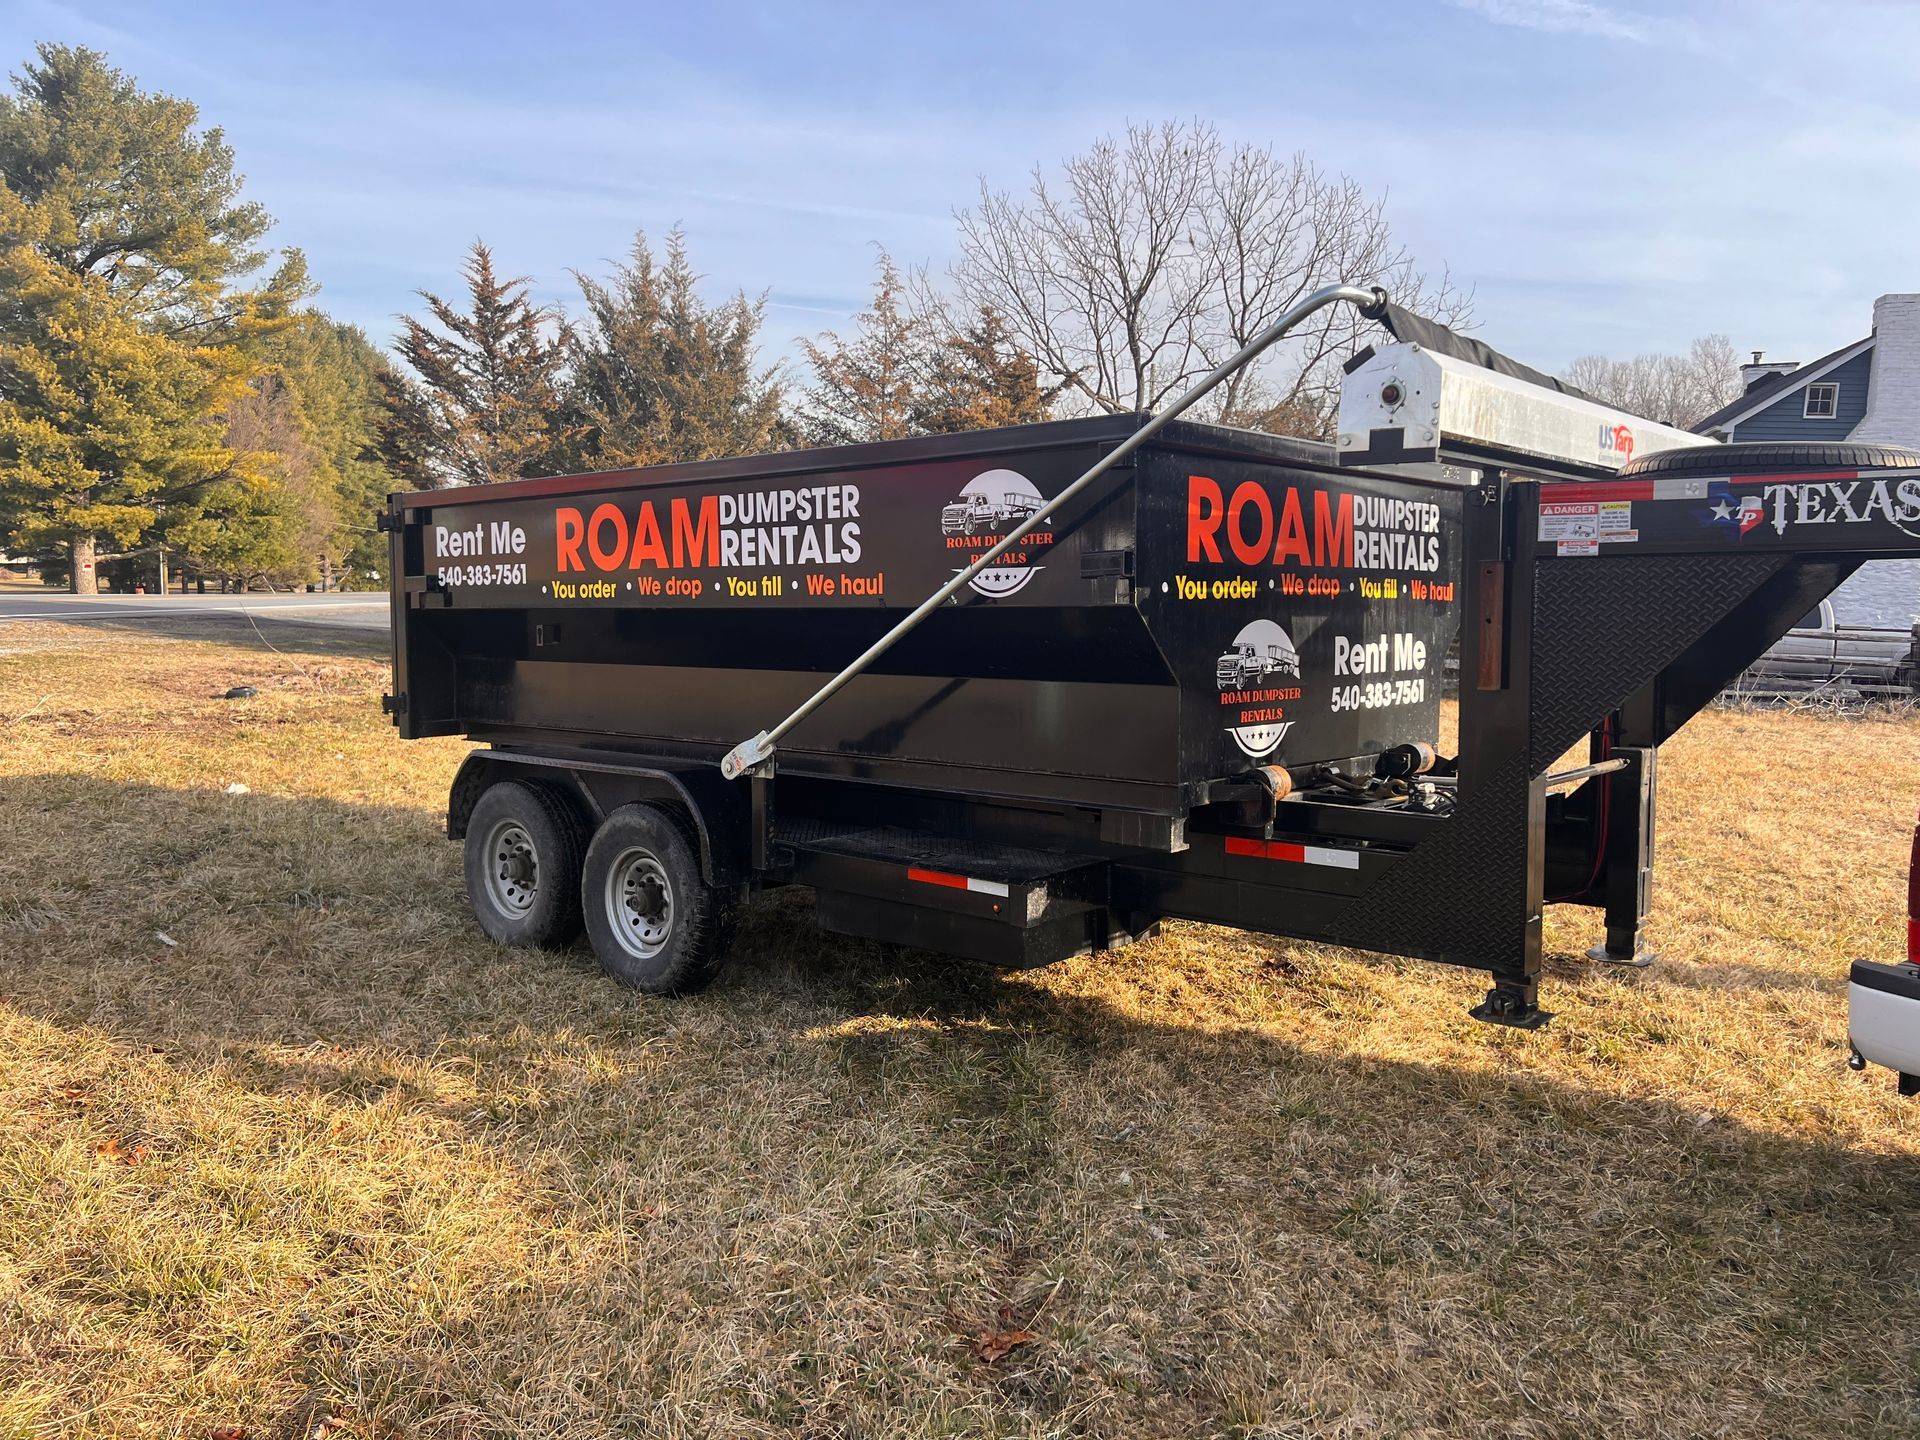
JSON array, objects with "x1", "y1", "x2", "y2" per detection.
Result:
[
  {"x1": 463, "y1": 780, "x2": 587, "y2": 948},
  {"x1": 580, "y1": 804, "x2": 735, "y2": 995},
  {"x1": 1622, "y1": 440, "x2": 1920, "y2": 479}
]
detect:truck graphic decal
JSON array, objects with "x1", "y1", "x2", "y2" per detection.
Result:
[
  {"x1": 942, "y1": 468, "x2": 1051, "y2": 597},
  {"x1": 1217, "y1": 618, "x2": 1305, "y2": 759}
]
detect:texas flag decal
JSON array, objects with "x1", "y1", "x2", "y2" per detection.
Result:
[{"x1": 1695, "y1": 481, "x2": 1766, "y2": 538}]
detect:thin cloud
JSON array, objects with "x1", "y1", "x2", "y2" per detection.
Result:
[{"x1": 1445, "y1": 0, "x2": 1652, "y2": 42}]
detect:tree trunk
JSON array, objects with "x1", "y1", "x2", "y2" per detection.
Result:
[
  {"x1": 70, "y1": 534, "x2": 99, "y2": 595},
  {"x1": 156, "y1": 546, "x2": 169, "y2": 596}
]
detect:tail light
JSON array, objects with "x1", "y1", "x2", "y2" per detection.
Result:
[{"x1": 1908, "y1": 806, "x2": 1919, "y2": 964}]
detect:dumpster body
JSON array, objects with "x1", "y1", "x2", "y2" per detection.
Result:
[{"x1": 389, "y1": 417, "x2": 1462, "y2": 819}]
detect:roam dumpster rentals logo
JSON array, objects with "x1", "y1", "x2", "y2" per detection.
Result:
[
  {"x1": 554, "y1": 484, "x2": 864, "y2": 576},
  {"x1": 1185, "y1": 476, "x2": 1443, "y2": 574},
  {"x1": 1217, "y1": 618, "x2": 1303, "y2": 759},
  {"x1": 942, "y1": 469, "x2": 1051, "y2": 597}
]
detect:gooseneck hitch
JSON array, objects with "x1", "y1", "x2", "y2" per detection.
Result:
[{"x1": 719, "y1": 282, "x2": 1389, "y2": 781}]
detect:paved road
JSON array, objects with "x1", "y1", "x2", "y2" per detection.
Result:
[{"x1": 0, "y1": 591, "x2": 389, "y2": 630}]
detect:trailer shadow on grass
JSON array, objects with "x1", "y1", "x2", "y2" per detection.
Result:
[{"x1": 1, "y1": 773, "x2": 1918, "y2": 1437}]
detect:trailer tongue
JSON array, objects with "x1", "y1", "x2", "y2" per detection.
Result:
[{"x1": 387, "y1": 300, "x2": 1920, "y2": 1028}]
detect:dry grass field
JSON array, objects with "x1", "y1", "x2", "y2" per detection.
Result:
[{"x1": 0, "y1": 617, "x2": 1916, "y2": 1439}]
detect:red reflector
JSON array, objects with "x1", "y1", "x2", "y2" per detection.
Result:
[
  {"x1": 907, "y1": 866, "x2": 967, "y2": 890},
  {"x1": 1909, "y1": 813, "x2": 1920, "y2": 962}
]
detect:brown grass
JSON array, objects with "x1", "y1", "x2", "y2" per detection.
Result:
[{"x1": 0, "y1": 619, "x2": 1915, "y2": 1439}]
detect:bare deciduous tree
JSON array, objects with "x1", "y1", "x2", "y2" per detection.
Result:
[
  {"x1": 1560, "y1": 335, "x2": 1741, "y2": 430},
  {"x1": 951, "y1": 121, "x2": 1471, "y2": 436}
]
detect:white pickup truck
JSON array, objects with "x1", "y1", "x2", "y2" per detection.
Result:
[
  {"x1": 940, "y1": 491, "x2": 1039, "y2": 537},
  {"x1": 1849, "y1": 805, "x2": 1920, "y2": 1097},
  {"x1": 1734, "y1": 599, "x2": 1916, "y2": 698}
]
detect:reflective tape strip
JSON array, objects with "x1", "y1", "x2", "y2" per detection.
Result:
[
  {"x1": 1550, "y1": 470, "x2": 1861, "y2": 504},
  {"x1": 1223, "y1": 836, "x2": 1361, "y2": 870},
  {"x1": 907, "y1": 866, "x2": 1010, "y2": 897},
  {"x1": 1547, "y1": 479, "x2": 1653, "y2": 503},
  {"x1": 1651, "y1": 477, "x2": 1708, "y2": 500}
]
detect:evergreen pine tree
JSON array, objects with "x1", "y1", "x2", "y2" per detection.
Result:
[
  {"x1": 379, "y1": 242, "x2": 577, "y2": 487},
  {"x1": 797, "y1": 253, "x2": 924, "y2": 447},
  {"x1": 569, "y1": 228, "x2": 785, "y2": 468},
  {"x1": 0, "y1": 44, "x2": 307, "y2": 591},
  {"x1": 913, "y1": 305, "x2": 1060, "y2": 434}
]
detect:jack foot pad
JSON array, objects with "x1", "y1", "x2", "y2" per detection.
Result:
[
  {"x1": 1470, "y1": 986, "x2": 1553, "y2": 1029},
  {"x1": 1586, "y1": 943, "x2": 1657, "y2": 968}
]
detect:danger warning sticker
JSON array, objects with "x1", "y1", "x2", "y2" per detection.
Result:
[{"x1": 1539, "y1": 502, "x2": 1599, "y2": 543}]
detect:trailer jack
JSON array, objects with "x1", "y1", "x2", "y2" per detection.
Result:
[{"x1": 1470, "y1": 981, "x2": 1551, "y2": 1030}]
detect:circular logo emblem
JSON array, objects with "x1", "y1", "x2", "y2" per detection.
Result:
[
  {"x1": 941, "y1": 468, "x2": 1048, "y2": 597},
  {"x1": 1217, "y1": 618, "x2": 1302, "y2": 759}
]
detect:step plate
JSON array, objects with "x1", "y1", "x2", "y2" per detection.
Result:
[
  {"x1": 776, "y1": 818, "x2": 1100, "y2": 885},
  {"x1": 776, "y1": 818, "x2": 1108, "y2": 930}
]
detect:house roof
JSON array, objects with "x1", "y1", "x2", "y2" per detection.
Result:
[{"x1": 1691, "y1": 335, "x2": 1873, "y2": 434}]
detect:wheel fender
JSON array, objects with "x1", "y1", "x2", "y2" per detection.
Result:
[{"x1": 447, "y1": 752, "x2": 749, "y2": 888}]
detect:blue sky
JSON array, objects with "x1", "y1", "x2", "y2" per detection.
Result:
[{"x1": 3, "y1": 0, "x2": 1915, "y2": 378}]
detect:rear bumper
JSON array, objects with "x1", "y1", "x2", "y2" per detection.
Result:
[{"x1": 1848, "y1": 958, "x2": 1920, "y2": 1083}]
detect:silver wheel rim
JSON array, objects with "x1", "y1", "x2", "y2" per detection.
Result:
[
  {"x1": 606, "y1": 847, "x2": 673, "y2": 960},
  {"x1": 483, "y1": 818, "x2": 539, "y2": 917}
]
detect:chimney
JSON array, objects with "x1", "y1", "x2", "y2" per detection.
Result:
[
  {"x1": 1852, "y1": 293, "x2": 1920, "y2": 445},
  {"x1": 1740, "y1": 352, "x2": 1797, "y2": 393}
]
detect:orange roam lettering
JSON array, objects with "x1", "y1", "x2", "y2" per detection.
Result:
[
  {"x1": 556, "y1": 507, "x2": 586, "y2": 572},
  {"x1": 587, "y1": 503, "x2": 628, "y2": 571},
  {"x1": 1273, "y1": 488, "x2": 1310, "y2": 566},
  {"x1": 1227, "y1": 481, "x2": 1272, "y2": 565},
  {"x1": 1187, "y1": 474, "x2": 1225, "y2": 563},
  {"x1": 671, "y1": 495, "x2": 719, "y2": 567},
  {"x1": 627, "y1": 501, "x2": 669, "y2": 569},
  {"x1": 1313, "y1": 490, "x2": 1354, "y2": 569}
]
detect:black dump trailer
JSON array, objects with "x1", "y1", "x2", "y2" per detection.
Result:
[{"x1": 386, "y1": 316, "x2": 1920, "y2": 1027}]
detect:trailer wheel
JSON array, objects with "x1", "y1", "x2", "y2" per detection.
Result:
[
  {"x1": 464, "y1": 781, "x2": 587, "y2": 949},
  {"x1": 581, "y1": 804, "x2": 735, "y2": 995}
]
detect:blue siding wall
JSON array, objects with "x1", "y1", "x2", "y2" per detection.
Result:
[{"x1": 1732, "y1": 348, "x2": 1873, "y2": 441}]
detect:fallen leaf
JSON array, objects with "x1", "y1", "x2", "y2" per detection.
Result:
[
  {"x1": 973, "y1": 1327, "x2": 1036, "y2": 1364},
  {"x1": 209, "y1": 1427, "x2": 247, "y2": 1440},
  {"x1": 94, "y1": 1137, "x2": 149, "y2": 1165},
  {"x1": 155, "y1": 931, "x2": 178, "y2": 948}
]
